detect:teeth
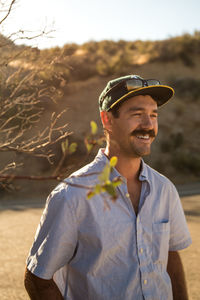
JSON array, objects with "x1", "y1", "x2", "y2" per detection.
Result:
[{"x1": 137, "y1": 135, "x2": 150, "y2": 139}]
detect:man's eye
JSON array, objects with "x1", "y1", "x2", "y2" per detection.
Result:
[{"x1": 132, "y1": 113, "x2": 141, "y2": 116}]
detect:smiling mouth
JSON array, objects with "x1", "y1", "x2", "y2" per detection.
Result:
[
  {"x1": 136, "y1": 134, "x2": 150, "y2": 140},
  {"x1": 131, "y1": 129, "x2": 156, "y2": 140}
]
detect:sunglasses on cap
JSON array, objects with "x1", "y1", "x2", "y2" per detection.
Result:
[
  {"x1": 101, "y1": 78, "x2": 161, "y2": 104},
  {"x1": 126, "y1": 78, "x2": 161, "y2": 90},
  {"x1": 100, "y1": 78, "x2": 161, "y2": 107}
]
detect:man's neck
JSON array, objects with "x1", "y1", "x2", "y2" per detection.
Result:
[{"x1": 104, "y1": 147, "x2": 142, "y2": 182}]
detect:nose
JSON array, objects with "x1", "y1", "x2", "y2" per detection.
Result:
[{"x1": 141, "y1": 115, "x2": 154, "y2": 129}]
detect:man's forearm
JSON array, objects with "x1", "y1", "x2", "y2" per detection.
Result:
[
  {"x1": 167, "y1": 251, "x2": 189, "y2": 300},
  {"x1": 24, "y1": 267, "x2": 64, "y2": 300}
]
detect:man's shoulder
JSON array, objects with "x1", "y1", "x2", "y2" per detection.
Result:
[
  {"x1": 145, "y1": 162, "x2": 175, "y2": 188},
  {"x1": 45, "y1": 152, "x2": 107, "y2": 210},
  {"x1": 51, "y1": 151, "x2": 107, "y2": 196},
  {"x1": 70, "y1": 159, "x2": 101, "y2": 178},
  {"x1": 144, "y1": 164, "x2": 180, "y2": 200},
  {"x1": 69, "y1": 152, "x2": 106, "y2": 180}
]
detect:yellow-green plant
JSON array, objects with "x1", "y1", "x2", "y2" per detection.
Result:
[
  {"x1": 84, "y1": 121, "x2": 105, "y2": 153},
  {"x1": 87, "y1": 156, "x2": 122, "y2": 201},
  {"x1": 61, "y1": 139, "x2": 77, "y2": 155}
]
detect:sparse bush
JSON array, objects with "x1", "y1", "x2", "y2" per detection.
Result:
[
  {"x1": 160, "y1": 140, "x2": 172, "y2": 153},
  {"x1": 160, "y1": 132, "x2": 184, "y2": 153},
  {"x1": 169, "y1": 77, "x2": 200, "y2": 101},
  {"x1": 69, "y1": 56, "x2": 97, "y2": 80},
  {"x1": 98, "y1": 40, "x2": 119, "y2": 56},
  {"x1": 179, "y1": 51, "x2": 194, "y2": 67},
  {"x1": 172, "y1": 152, "x2": 200, "y2": 175},
  {"x1": 82, "y1": 41, "x2": 98, "y2": 53},
  {"x1": 62, "y1": 43, "x2": 78, "y2": 56},
  {"x1": 96, "y1": 58, "x2": 112, "y2": 76},
  {"x1": 149, "y1": 33, "x2": 200, "y2": 66},
  {"x1": 172, "y1": 132, "x2": 184, "y2": 148}
]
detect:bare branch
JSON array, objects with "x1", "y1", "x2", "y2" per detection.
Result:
[
  {"x1": 0, "y1": 162, "x2": 19, "y2": 174},
  {"x1": 0, "y1": 0, "x2": 16, "y2": 25},
  {"x1": 0, "y1": 1, "x2": 73, "y2": 191},
  {"x1": 0, "y1": 174, "x2": 94, "y2": 190},
  {"x1": 0, "y1": 28, "x2": 55, "y2": 46},
  {"x1": 11, "y1": 28, "x2": 55, "y2": 41},
  {"x1": 0, "y1": 109, "x2": 70, "y2": 162}
]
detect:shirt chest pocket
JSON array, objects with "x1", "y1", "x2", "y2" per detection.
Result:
[{"x1": 152, "y1": 222, "x2": 170, "y2": 267}]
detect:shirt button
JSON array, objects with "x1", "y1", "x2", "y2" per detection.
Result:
[
  {"x1": 144, "y1": 279, "x2": 148, "y2": 285},
  {"x1": 140, "y1": 248, "x2": 143, "y2": 254},
  {"x1": 125, "y1": 193, "x2": 130, "y2": 198}
]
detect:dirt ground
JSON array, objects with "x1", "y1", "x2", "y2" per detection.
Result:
[{"x1": 0, "y1": 194, "x2": 199, "y2": 300}]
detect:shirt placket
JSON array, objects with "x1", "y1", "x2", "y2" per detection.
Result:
[
  {"x1": 111, "y1": 165, "x2": 154, "y2": 299},
  {"x1": 136, "y1": 182, "x2": 155, "y2": 299},
  {"x1": 136, "y1": 215, "x2": 151, "y2": 298},
  {"x1": 121, "y1": 179, "x2": 153, "y2": 299}
]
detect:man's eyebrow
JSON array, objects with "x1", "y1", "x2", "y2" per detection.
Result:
[{"x1": 127, "y1": 107, "x2": 158, "y2": 113}]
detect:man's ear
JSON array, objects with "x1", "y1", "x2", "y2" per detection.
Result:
[{"x1": 100, "y1": 111, "x2": 113, "y2": 132}]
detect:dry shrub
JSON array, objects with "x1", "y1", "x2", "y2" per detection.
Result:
[
  {"x1": 172, "y1": 152, "x2": 200, "y2": 176},
  {"x1": 168, "y1": 77, "x2": 200, "y2": 101}
]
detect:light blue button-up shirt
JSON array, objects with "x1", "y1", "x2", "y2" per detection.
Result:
[{"x1": 27, "y1": 149, "x2": 191, "y2": 300}]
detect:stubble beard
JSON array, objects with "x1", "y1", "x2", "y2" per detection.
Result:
[
  {"x1": 129, "y1": 129, "x2": 156, "y2": 158},
  {"x1": 130, "y1": 139, "x2": 152, "y2": 158},
  {"x1": 120, "y1": 134, "x2": 155, "y2": 158},
  {"x1": 110, "y1": 129, "x2": 156, "y2": 158}
]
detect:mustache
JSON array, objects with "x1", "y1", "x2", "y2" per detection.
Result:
[{"x1": 131, "y1": 129, "x2": 156, "y2": 138}]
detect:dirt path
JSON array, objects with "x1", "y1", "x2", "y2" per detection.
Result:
[
  {"x1": 0, "y1": 195, "x2": 199, "y2": 300},
  {"x1": 179, "y1": 195, "x2": 200, "y2": 300}
]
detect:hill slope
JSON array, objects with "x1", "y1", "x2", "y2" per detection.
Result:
[{"x1": 0, "y1": 33, "x2": 200, "y2": 190}]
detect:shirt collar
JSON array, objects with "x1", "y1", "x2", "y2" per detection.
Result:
[
  {"x1": 96, "y1": 149, "x2": 126, "y2": 183},
  {"x1": 96, "y1": 148, "x2": 149, "y2": 183},
  {"x1": 139, "y1": 159, "x2": 149, "y2": 182}
]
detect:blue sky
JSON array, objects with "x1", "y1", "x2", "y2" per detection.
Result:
[{"x1": 1, "y1": 0, "x2": 200, "y2": 49}]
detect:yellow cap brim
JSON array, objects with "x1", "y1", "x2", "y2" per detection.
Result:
[{"x1": 109, "y1": 85, "x2": 175, "y2": 110}]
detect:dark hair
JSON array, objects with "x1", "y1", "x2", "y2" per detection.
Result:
[{"x1": 110, "y1": 101, "x2": 122, "y2": 118}]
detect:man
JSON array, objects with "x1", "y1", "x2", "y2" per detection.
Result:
[{"x1": 24, "y1": 75, "x2": 191, "y2": 300}]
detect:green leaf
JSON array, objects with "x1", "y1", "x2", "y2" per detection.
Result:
[
  {"x1": 109, "y1": 156, "x2": 118, "y2": 167},
  {"x1": 69, "y1": 142, "x2": 77, "y2": 154},
  {"x1": 104, "y1": 183, "x2": 117, "y2": 199},
  {"x1": 86, "y1": 142, "x2": 93, "y2": 153},
  {"x1": 98, "y1": 164, "x2": 111, "y2": 182},
  {"x1": 94, "y1": 184, "x2": 102, "y2": 194},
  {"x1": 61, "y1": 142, "x2": 65, "y2": 154},
  {"x1": 90, "y1": 121, "x2": 98, "y2": 135},
  {"x1": 87, "y1": 184, "x2": 103, "y2": 200},
  {"x1": 97, "y1": 138, "x2": 104, "y2": 146},
  {"x1": 112, "y1": 179, "x2": 122, "y2": 188},
  {"x1": 87, "y1": 190, "x2": 96, "y2": 199},
  {"x1": 61, "y1": 139, "x2": 69, "y2": 154}
]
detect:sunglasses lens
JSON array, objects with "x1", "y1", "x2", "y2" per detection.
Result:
[
  {"x1": 126, "y1": 79, "x2": 143, "y2": 91},
  {"x1": 126, "y1": 78, "x2": 160, "y2": 91},
  {"x1": 147, "y1": 79, "x2": 160, "y2": 86}
]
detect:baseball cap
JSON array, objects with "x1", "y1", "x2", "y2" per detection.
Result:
[{"x1": 99, "y1": 75, "x2": 174, "y2": 111}]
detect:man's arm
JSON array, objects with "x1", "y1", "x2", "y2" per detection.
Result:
[
  {"x1": 167, "y1": 251, "x2": 189, "y2": 300},
  {"x1": 24, "y1": 267, "x2": 64, "y2": 300}
]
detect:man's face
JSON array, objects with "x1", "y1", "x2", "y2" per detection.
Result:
[{"x1": 107, "y1": 95, "x2": 158, "y2": 158}]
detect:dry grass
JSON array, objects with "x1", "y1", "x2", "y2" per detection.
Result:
[{"x1": 0, "y1": 194, "x2": 199, "y2": 299}]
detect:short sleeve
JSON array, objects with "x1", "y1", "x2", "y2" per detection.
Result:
[
  {"x1": 27, "y1": 183, "x2": 78, "y2": 279},
  {"x1": 169, "y1": 185, "x2": 192, "y2": 251}
]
